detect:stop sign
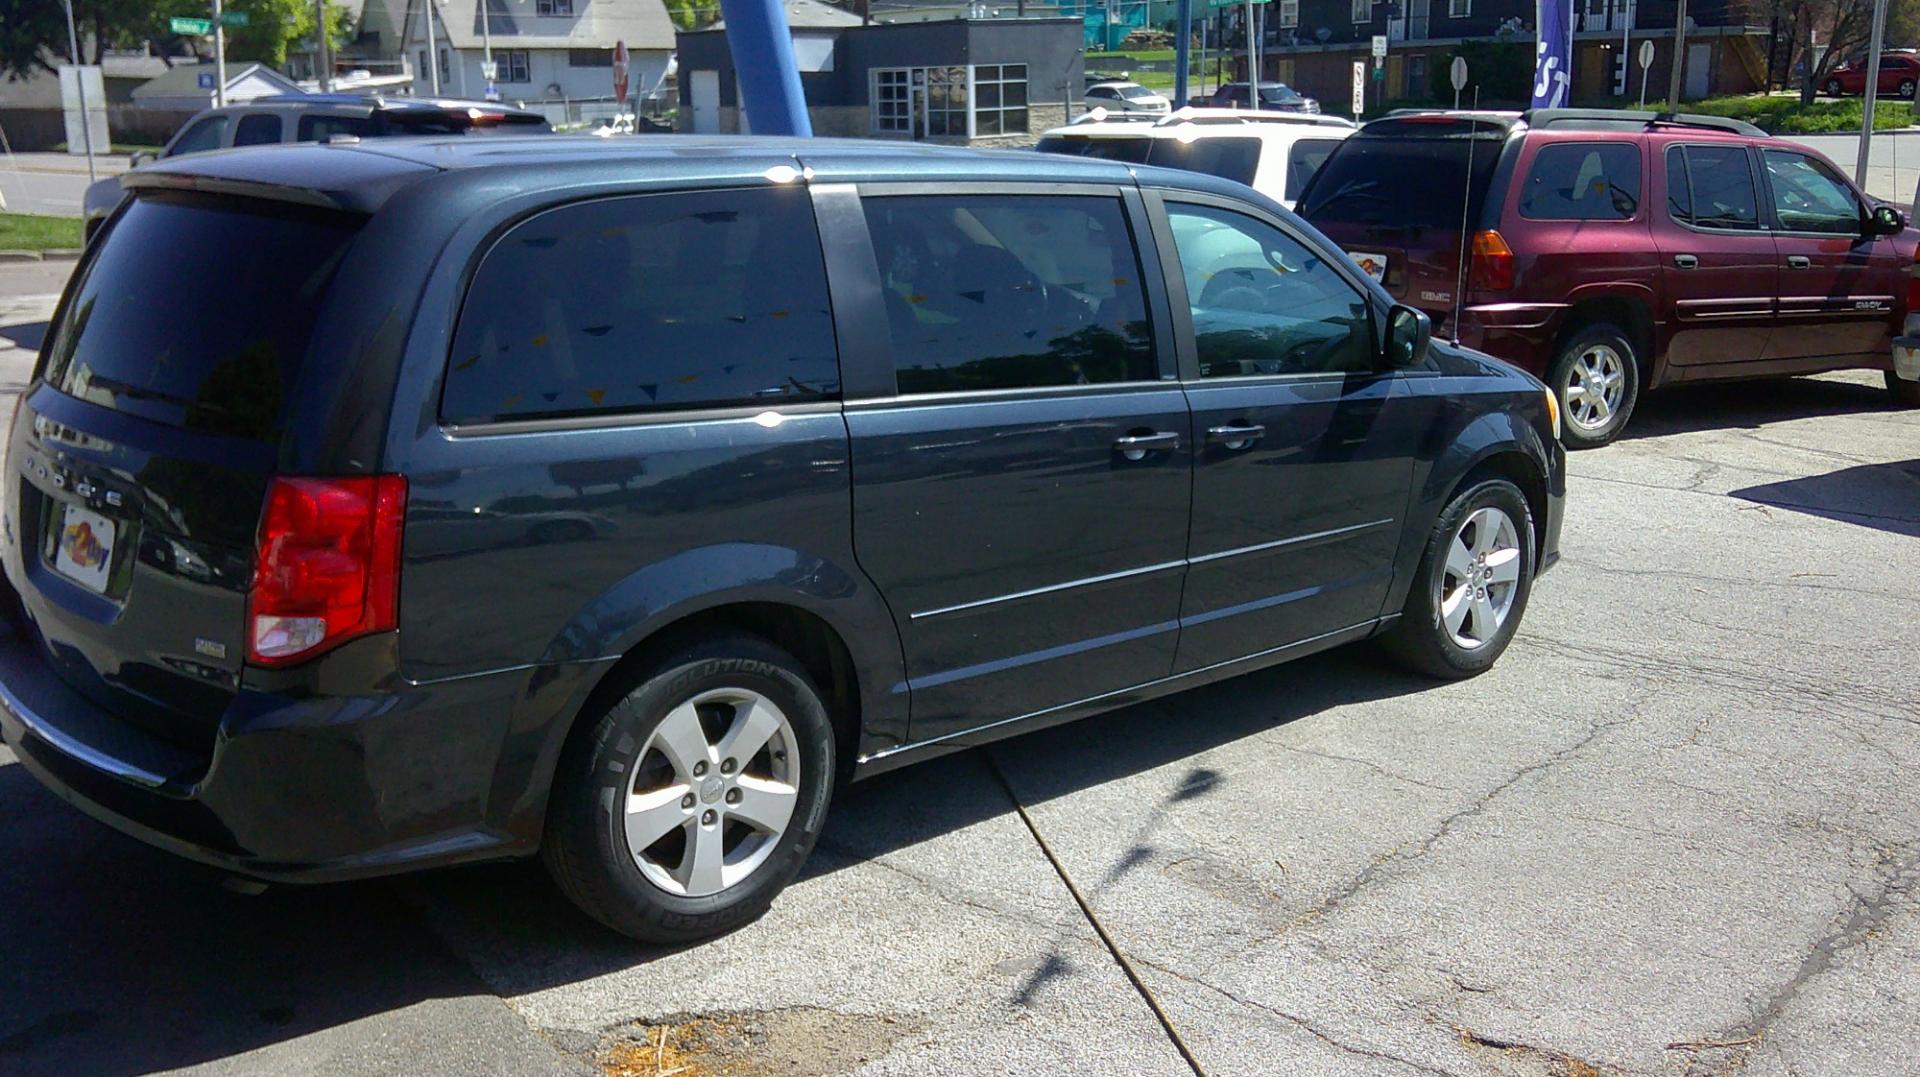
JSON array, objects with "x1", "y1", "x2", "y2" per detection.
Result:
[{"x1": 612, "y1": 40, "x2": 630, "y2": 106}]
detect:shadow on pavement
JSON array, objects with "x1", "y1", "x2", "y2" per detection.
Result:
[
  {"x1": 0, "y1": 321, "x2": 46, "y2": 353},
  {"x1": 1732, "y1": 458, "x2": 1920, "y2": 538},
  {"x1": 0, "y1": 645, "x2": 1434, "y2": 1071},
  {"x1": 1623, "y1": 374, "x2": 1897, "y2": 440}
]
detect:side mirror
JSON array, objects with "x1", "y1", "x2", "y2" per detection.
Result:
[
  {"x1": 1870, "y1": 203, "x2": 1906, "y2": 236},
  {"x1": 1384, "y1": 304, "x2": 1432, "y2": 368},
  {"x1": 129, "y1": 151, "x2": 156, "y2": 168}
]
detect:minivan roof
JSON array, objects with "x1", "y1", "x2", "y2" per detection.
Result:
[{"x1": 124, "y1": 135, "x2": 1156, "y2": 214}]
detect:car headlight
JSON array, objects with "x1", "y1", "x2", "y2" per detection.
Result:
[{"x1": 1543, "y1": 385, "x2": 1561, "y2": 441}]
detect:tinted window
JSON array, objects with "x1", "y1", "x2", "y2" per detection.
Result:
[
  {"x1": 1148, "y1": 137, "x2": 1262, "y2": 186},
  {"x1": 1519, "y1": 143, "x2": 1640, "y2": 220},
  {"x1": 1665, "y1": 146, "x2": 1691, "y2": 221},
  {"x1": 1762, "y1": 149, "x2": 1862, "y2": 234},
  {"x1": 43, "y1": 194, "x2": 359, "y2": 440},
  {"x1": 444, "y1": 187, "x2": 838, "y2": 423},
  {"x1": 168, "y1": 115, "x2": 228, "y2": 156},
  {"x1": 1674, "y1": 144, "x2": 1759, "y2": 229},
  {"x1": 231, "y1": 113, "x2": 282, "y2": 146},
  {"x1": 1300, "y1": 127, "x2": 1504, "y2": 232},
  {"x1": 863, "y1": 195, "x2": 1155, "y2": 394},
  {"x1": 1035, "y1": 136, "x2": 1152, "y2": 163},
  {"x1": 1285, "y1": 137, "x2": 1342, "y2": 202},
  {"x1": 297, "y1": 113, "x2": 375, "y2": 141},
  {"x1": 1168, "y1": 203, "x2": 1374, "y2": 377}
]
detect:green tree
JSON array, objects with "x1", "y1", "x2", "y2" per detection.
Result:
[{"x1": 663, "y1": 0, "x2": 718, "y2": 31}]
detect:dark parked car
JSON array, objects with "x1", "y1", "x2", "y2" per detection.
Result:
[
  {"x1": 1210, "y1": 81, "x2": 1321, "y2": 113},
  {"x1": 1823, "y1": 52, "x2": 1920, "y2": 98},
  {"x1": 2, "y1": 136, "x2": 1562, "y2": 943},
  {"x1": 1300, "y1": 109, "x2": 1920, "y2": 447},
  {"x1": 81, "y1": 95, "x2": 550, "y2": 241}
]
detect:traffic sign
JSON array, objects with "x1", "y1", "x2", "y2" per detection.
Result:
[
  {"x1": 220, "y1": 11, "x2": 248, "y2": 26},
  {"x1": 1371, "y1": 34, "x2": 1387, "y2": 59},
  {"x1": 198, "y1": 72, "x2": 215, "y2": 88},
  {"x1": 1351, "y1": 60, "x2": 1364, "y2": 116},
  {"x1": 481, "y1": 60, "x2": 498, "y2": 80},
  {"x1": 170, "y1": 16, "x2": 212, "y2": 35},
  {"x1": 613, "y1": 40, "x2": 630, "y2": 106},
  {"x1": 1451, "y1": 55, "x2": 1468, "y2": 91},
  {"x1": 1638, "y1": 39, "x2": 1655, "y2": 69}
]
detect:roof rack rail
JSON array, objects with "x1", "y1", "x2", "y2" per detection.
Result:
[
  {"x1": 1160, "y1": 107, "x2": 1356, "y2": 128},
  {"x1": 1524, "y1": 108, "x2": 1766, "y2": 137},
  {"x1": 1381, "y1": 108, "x2": 1524, "y2": 120}
]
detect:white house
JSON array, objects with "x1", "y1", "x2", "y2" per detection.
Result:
[
  {"x1": 397, "y1": 0, "x2": 676, "y2": 106},
  {"x1": 130, "y1": 62, "x2": 306, "y2": 111}
]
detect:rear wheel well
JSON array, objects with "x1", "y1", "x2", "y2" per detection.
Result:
[
  {"x1": 1452, "y1": 453, "x2": 1549, "y2": 566},
  {"x1": 1556, "y1": 296, "x2": 1653, "y2": 376},
  {"x1": 573, "y1": 603, "x2": 861, "y2": 780}
]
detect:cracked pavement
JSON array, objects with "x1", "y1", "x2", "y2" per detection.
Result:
[{"x1": 2, "y1": 253, "x2": 1917, "y2": 1074}]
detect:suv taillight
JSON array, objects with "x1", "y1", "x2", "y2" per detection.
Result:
[
  {"x1": 1468, "y1": 229, "x2": 1516, "y2": 292},
  {"x1": 248, "y1": 476, "x2": 406, "y2": 666}
]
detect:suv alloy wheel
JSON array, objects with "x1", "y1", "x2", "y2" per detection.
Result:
[{"x1": 1548, "y1": 323, "x2": 1641, "y2": 449}]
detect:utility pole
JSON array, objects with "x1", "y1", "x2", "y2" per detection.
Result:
[
  {"x1": 212, "y1": 0, "x2": 229, "y2": 106},
  {"x1": 482, "y1": 0, "x2": 495, "y2": 100},
  {"x1": 1244, "y1": 0, "x2": 1258, "y2": 90},
  {"x1": 315, "y1": 0, "x2": 332, "y2": 91},
  {"x1": 60, "y1": 0, "x2": 95, "y2": 182},
  {"x1": 423, "y1": 0, "x2": 441, "y2": 94},
  {"x1": 1856, "y1": 0, "x2": 1889, "y2": 186},
  {"x1": 1666, "y1": 0, "x2": 1686, "y2": 109},
  {"x1": 1175, "y1": 0, "x2": 1192, "y2": 104}
]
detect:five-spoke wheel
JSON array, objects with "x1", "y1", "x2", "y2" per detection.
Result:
[
  {"x1": 1380, "y1": 478, "x2": 1536, "y2": 679},
  {"x1": 1549, "y1": 323, "x2": 1640, "y2": 449},
  {"x1": 1440, "y1": 506, "x2": 1523, "y2": 650}
]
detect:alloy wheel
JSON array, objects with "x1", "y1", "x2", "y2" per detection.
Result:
[
  {"x1": 1563, "y1": 344, "x2": 1626, "y2": 433},
  {"x1": 623, "y1": 687, "x2": 802, "y2": 897},
  {"x1": 1440, "y1": 506, "x2": 1522, "y2": 650}
]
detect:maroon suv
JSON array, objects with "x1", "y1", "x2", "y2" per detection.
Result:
[{"x1": 1300, "y1": 109, "x2": 1920, "y2": 447}]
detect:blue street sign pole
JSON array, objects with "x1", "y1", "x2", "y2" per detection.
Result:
[
  {"x1": 717, "y1": 0, "x2": 812, "y2": 136},
  {"x1": 1174, "y1": 0, "x2": 1192, "y2": 107}
]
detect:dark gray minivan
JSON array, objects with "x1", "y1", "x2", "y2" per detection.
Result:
[{"x1": 1, "y1": 137, "x2": 1564, "y2": 943}]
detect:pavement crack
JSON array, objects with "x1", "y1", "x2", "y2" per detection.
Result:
[
  {"x1": 1275, "y1": 743, "x2": 1459, "y2": 792},
  {"x1": 809, "y1": 837, "x2": 1071, "y2": 930}
]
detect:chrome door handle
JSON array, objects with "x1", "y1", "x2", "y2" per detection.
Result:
[
  {"x1": 1206, "y1": 423, "x2": 1267, "y2": 447},
  {"x1": 1672, "y1": 254, "x2": 1698, "y2": 269},
  {"x1": 1113, "y1": 432, "x2": 1181, "y2": 460},
  {"x1": 1787, "y1": 255, "x2": 1812, "y2": 269}
]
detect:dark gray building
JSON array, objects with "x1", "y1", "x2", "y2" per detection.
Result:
[{"x1": 675, "y1": 17, "x2": 1083, "y2": 144}]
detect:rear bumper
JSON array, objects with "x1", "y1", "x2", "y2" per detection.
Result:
[
  {"x1": 1453, "y1": 303, "x2": 1567, "y2": 377},
  {"x1": 0, "y1": 598, "x2": 596, "y2": 884},
  {"x1": 1895, "y1": 315, "x2": 1920, "y2": 381}
]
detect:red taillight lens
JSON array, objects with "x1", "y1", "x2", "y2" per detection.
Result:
[
  {"x1": 248, "y1": 476, "x2": 406, "y2": 666},
  {"x1": 1468, "y1": 229, "x2": 1516, "y2": 292}
]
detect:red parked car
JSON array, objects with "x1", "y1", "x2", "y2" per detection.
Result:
[
  {"x1": 1823, "y1": 52, "x2": 1920, "y2": 98},
  {"x1": 1300, "y1": 109, "x2": 1920, "y2": 447}
]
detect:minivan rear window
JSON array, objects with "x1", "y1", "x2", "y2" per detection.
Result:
[
  {"x1": 1034, "y1": 135, "x2": 1260, "y2": 186},
  {"x1": 42, "y1": 193, "x2": 359, "y2": 441},
  {"x1": 1298, "y1": 129, "x2": 1504, "y2": 231}
]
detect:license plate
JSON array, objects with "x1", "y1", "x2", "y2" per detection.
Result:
[
  {"x1": 55, "y1": 504, "x2": 115, "y2": 594},
  {"x1": 1347, "y1": 251, "x2": 1388, "y2": 282}
]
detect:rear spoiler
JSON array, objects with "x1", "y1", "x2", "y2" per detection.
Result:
[{"x1": 122, "y1": 171, "x2": 355, "y2": 212}]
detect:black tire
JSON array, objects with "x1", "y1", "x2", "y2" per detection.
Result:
[
  {"x1": 543, "y1": 633, "x2": 836, "y2": 944},
  {"x1": 1888, "y1": 370, "x2": 1920, "y2": 406},
  {"x1": 1825, "y1": 79, "x2": 1845, "y2": 97},
  {"x1": 1548, "y1": 322, "x2": 1641, "y2": 449},
  {"x1": 1378, "y1": 479, "x2": 1536, "y2": 680},
  {"x1": 1900, "y1": 78, "x2": 1916, "y2": 99}
]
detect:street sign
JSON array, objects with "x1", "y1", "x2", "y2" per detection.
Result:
[
  {"x1": 1450, "y1": 56, "x2": 1468, "y2": 91},
  {"x1": 481, "y1": 60, "x2": 498, "y2": 80},
  {"x1": 1638, "y1": 39, "x2": 1655, "y2": 70},
  {"x1": 613, "y1": 40, "x2": 630, "y2": 106},
  {"x1": 169, "y1": 16, "x2": 212, "y2": 35},
  {"x1": 197, "y1": 72, "x2": 215, "y2": 89},
  {"x1": 220, "y1": 11, "x2": 248, "y2": 26},
  {"x1": 1351, "y1": 60, "x2": 1364, "y2": 117},
  {"x1": 1371, "y1": 34, "x2": 1387, "y2": 59}
]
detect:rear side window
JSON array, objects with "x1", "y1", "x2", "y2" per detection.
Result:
[
  {"x1": 43, "y1": 194, "x2": 359, "y2": 440},
  {"x1": 1147, "y1": 137, "x2": 1262, "y2": 187},
  {"x1": 863, "y1": 194, "x2": 1155, "y2": 394},
  {"x1": 168, "y1": 115, "x2": 228, "y2": 156},
  {"x1": 1668, "y1": 144, "x2": 1759, "y2": 230},
  {"x1": 1299, "y1": 127, "x2": 1504, "y2": 232},
  {"x1": 298, "y1": 114, "x2": 375, "y2": 141},
  {"x1": 232, "y1": 113, "x2": 282, "y2": 146},
  {"x1": 1036, "y1": 136, "x2": 1153, "y2": 164},
  {"x1": 1519, "y1": 143, "x2": 1640, "y2": 220},
  {"x1": 1285, "y1": 137, "x2": 1342, "y2": 202},
  {"x1": 442, "y1": 187, "x2": 838, "y2": 424}
]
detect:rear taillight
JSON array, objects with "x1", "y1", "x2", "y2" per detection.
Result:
[
  {"x1": 1468, "y1": 229, "x2": 1516, "y2": 292},
  {"x1": 248, "y1": 476, "x2": 406, "y2": 666}
]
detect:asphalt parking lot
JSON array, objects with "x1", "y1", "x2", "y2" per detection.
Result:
[{"x1": 1, "y1": 258, "x2": 1917, "y2": 1076}]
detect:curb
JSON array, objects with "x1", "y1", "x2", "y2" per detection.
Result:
[{"x1": 0, "y1": 249, "x2": 81, "y2": 264}]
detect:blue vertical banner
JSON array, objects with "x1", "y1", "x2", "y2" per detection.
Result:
[{"x1": 1531, "y1": 0, "x2": 1572, "y2": 108}]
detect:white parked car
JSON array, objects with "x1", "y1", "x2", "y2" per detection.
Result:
[
  {"x1": 1035, "y1": 108, "x2": 1356, "y2": 210},
  {"x1": 1084, "y1": 80, "x2": 1172, "y2": 115}
]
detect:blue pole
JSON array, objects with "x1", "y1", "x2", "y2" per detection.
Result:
[
  {"x1": 1175, "y1": 0, "x2": 1192, "y2": 106},
  {"x1": 718, "y1": 0, "x2": 812, "y2": 136}
]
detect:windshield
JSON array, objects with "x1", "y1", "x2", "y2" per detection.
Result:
[
  {"x1": 1299, "y1": 131, "x2": 1503, "y2": 232},
  {"x1": 42, "y1": 193, "x2": 359, "y2": 441},
  {"x1": 1258, "y1": 84, "x2": 1303, "y2": 103},
  {"x1": 1285, "y1": 137, "x2": 1343, "y2": 202},
  {"x1": 1119, "y1": 85, "x2": 1157, "y2": 100}
]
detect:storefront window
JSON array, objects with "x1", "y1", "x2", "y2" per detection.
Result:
[
  {"x1": 874, "y1": 68, "x2": 910, "y2": 133},
  {"x1": 973, "y1": 64, "x2": 1027, "y2": 136}
]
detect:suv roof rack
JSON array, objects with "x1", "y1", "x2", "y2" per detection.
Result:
[
  {"x1": 1158, "y1": 107, "x2": 1356, "y2": 128},
  {"x1": 1524, "y1": 108, "x2": 1767, "y2": 137}
]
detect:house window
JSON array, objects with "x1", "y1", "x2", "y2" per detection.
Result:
[
  {"x1": 873, "y1": 68, "x2": 910, "y2": 133},
  {"x1": 438, "y1": 47, "x2": 450, "y2": 82},
  {"x1": 1277, "y1": 0, "x2": 1299, "y2": 27},
  {"x1": 537, "y1": 0, "x2": 572, "y2": 13},
  {"x1": 1449, "y1": 0, "x2": 1469, "y2": 15},
  {"x1": 1352, "y1": 0, "x2": 1370, "y2": 22},
  {"x1": 569, "y1": 49, "x2": 611, "y2": 67},
  {"x1": 972, "y1": 64, "x2": 1026, "y2": 137},
  {"x1": 498, "y1": 49, "x2": 530, "y2": 83}
]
